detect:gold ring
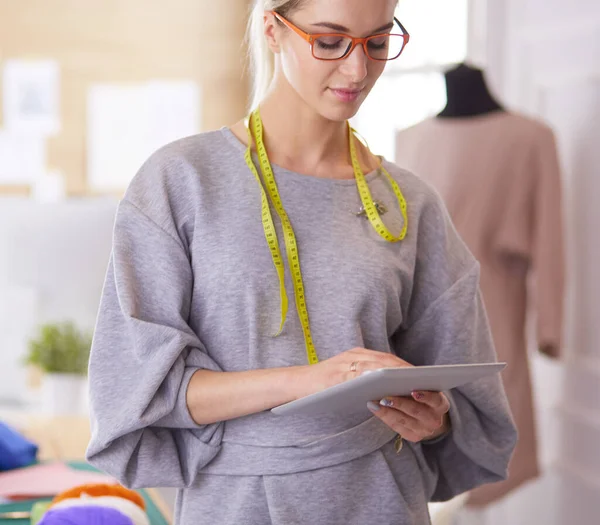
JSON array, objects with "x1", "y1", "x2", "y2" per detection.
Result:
[{"x1": 350, "y1": 361, "x2": 359, "y2": 372}]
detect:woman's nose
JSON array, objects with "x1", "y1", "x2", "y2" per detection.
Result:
[{"x1": 339, "y1": 43, "x2": 369, "y2": 83}]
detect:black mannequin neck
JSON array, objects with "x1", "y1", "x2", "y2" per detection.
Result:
[{"x1": 437, "y1": 63, "x2": 505, "y2": 118}]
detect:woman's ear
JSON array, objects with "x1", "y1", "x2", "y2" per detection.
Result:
[{"x1": 264, "y1": 12, "x2": 283, "y2": 54}]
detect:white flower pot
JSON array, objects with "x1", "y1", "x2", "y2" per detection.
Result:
[{"x1": 41, "y1": 373, "x2": 88, "y2": 416}]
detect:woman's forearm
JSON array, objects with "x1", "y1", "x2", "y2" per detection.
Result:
[{"x1": 185, "y1": 366, "x2": 311, "y2": 425}]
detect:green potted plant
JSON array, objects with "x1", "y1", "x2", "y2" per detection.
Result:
[{"x1": 25, "y1": 321, "x2": 93, "y2": 415}]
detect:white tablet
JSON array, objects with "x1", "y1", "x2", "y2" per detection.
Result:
[{"x1": 271, "y1": 363, "x2": 506, "y2": 417}]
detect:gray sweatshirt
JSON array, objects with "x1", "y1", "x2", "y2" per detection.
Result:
[{"x1": 86, "y1": 128, "x2": 517, "y2": 525}]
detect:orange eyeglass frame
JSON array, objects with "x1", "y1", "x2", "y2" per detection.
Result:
[{"x1": 268, "y1": 11, "x2": 410, "y2": 61}]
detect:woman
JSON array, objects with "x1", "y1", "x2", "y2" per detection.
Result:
[{"x1": 86, "y1": 0, "x2": 517, "y2": 524}]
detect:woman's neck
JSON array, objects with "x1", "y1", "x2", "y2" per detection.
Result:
[
  {"x1": 258, "y1": 90, "x2": 350, "y2": 176},
  {"x1": 229, "y1": 80, "x2": 378, "y2": 180}
]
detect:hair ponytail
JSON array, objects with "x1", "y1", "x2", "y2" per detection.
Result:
[{"x1": 246, "y1": 0, "x2": 305, "y2": 110}]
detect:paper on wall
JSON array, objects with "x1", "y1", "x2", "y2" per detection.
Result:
[
  {"x1": 87, "y1": 81, "x2": 200, "y2": 193},
  {"x1": 31, "y1": 170, "x2": 66, "y2": 202},
  {"x1": 86, "y1": 85, "x2": 149, "y2": 193},
  {"x1": 0, "y1": 286, "x2": 37, "y2": 404},
  {"x1": 0, "y1": 130, "x2": 46, "y2": 184},
  {"x1": 2, "y1": 60, "x2": 61, "y2": 136},
  {"x1": 145, "y1": 80, "x2": 200, "y2": 153}
]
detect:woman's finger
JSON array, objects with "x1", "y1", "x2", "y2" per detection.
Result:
[
  {"x1": 350, "y1": 358, "x2": 410, "y2": 377},
  {"x1": 347, "y1": 360, "x2": 380, "y2": 376},
  {"x1": 411, "y1": 391, "x2": 450, "y2": 415},
  {"x1": 367, "y1": 402, "x2": 432, "y2": 443},
  {"x1": 380, "y1": 396, "x2": 443, "y2": 433},
  {"x1": 347, "y1": 348, "x2": 413, "y2": 368}
]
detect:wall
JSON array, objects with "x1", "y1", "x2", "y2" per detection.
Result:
[
  {"x1": 0, "y1": 0, "x2": 250, "y2": 196},
  {"x1": 476, "y1": 1, "x2": 600, "y2": 523}
]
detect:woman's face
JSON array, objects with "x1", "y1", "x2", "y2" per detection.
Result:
[{"x1": 267, "y1": 0, "x2": 398, "y2": 122}]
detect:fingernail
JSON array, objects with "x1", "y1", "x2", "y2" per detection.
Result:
[
  {"x1": 380, "y1": 398, "x2": 393, "y2": 407},
  {"x1": 367, "y1": 401, "x2": 380, "y2": 412},
  {"x1": 412, "y1": 391, "x2": 425, "y2": 400}
]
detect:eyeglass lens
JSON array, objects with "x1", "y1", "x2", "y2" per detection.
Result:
[{"x1": 313, "y1": 34, "x2": 405, "y2": 61}]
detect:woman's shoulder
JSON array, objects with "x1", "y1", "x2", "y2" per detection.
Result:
[
  {"x1": 380, "y1": 159, "x2": 449, "y2": 217},
  {"x1": 382, "y1": 160, "x2": 477, "y2": 293},
  {"x1": 124, "y1": 129, "x2": 240, "y2": 202},
  {"x1": 383, "y1": 158, "x2": 474, "y2": 254},
  {"x1": 135, "y1": 129, "x2": 236, "y2": 180},
  {"x1": 119, "y1": 129, "x2": 240, "y2": 235}
]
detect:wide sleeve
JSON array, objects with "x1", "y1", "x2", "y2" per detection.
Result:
[
  {"x1": 85, "y1": 198, "x2": 224, "y2": 489},
  {"x1": 391, "y1": 191, "x2": 517, "y2": 502},
  {"x1": 530, "y1": 127, "x2": 565, "y2": 356},
  {"x1": 494, "y1": 124, "x2": 565, "y2": 356}
]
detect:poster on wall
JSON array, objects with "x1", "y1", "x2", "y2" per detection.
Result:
[
  {"x1": 87, "y1": 80, "x2": 200, "y2": 193},
  {"x1": 31, "y1": 170, "x2": 66, "y2": 202},
  {"x1": 0, "y1": 286, "x2": 38, "y2": 404},
  {"x1": 2, "y1": 59, "x2": 61, "y2": 135},
  {"x1": 0, "y1": 131, "x2": 46, "y2": 184}
]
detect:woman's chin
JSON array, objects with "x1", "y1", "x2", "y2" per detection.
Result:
[{"x1": 319, "y1": 101, "x2": 363, "y2": 123}]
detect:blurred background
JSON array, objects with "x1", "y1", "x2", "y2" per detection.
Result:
[{"x1": 0, "y1": 1, "x2": 598, "y2": 524}]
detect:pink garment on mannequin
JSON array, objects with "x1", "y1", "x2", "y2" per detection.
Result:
[{"x1": 396, "y1": 112, "x2": 565, "y2": 506}]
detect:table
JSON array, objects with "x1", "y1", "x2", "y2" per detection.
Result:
[{"x1": 0, "y1": 411, "x2": 172, "y2": 524}]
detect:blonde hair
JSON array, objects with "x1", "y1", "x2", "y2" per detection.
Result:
[{"x1": 247, "y1": 0, "x2": 306, "y2": 110}]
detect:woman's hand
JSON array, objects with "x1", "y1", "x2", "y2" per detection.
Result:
[
  {"x1": 296, "y1": 347, "x2": 413, "y2": 398},
  {"x1": 367, "y1": 391, "x2": 451, "y2": 443},
  {"x1": 295, "y1": 347, "x2": 450, "y2": 442},
  {"x1": 296, "y1": 347, "x2": 451, "y2": 443}
]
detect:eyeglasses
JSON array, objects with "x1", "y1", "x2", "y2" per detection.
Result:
[{"x1": 269, "y1": 11, "x2": 410, "y2": 62}]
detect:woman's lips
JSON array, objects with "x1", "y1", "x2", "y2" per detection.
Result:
[{"x1": 330, "y1": 88, "x2": 362, "y2": 102}]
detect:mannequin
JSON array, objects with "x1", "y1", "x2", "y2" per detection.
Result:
[
  {"x1": 437, "y1": 63, "x2": 505, "y2": 118},
  {"x1": 437, "y1": 63, "x2": 559, "y2": 360},
  {"x1": 396, "y1": 68, "x2": 565, "y2": 516}
]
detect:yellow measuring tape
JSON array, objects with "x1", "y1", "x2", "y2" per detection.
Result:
[
  {"x1": 349, "y1": 127, "x2": 409, "y2": 242},
  {"x1": 244, "y1": 109, "x2": 408, "y2": 365}
]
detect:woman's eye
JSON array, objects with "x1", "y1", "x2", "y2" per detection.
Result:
[
  {"x1": 316, "y1": 37, "x2": 346, "y2": 50},
  {"x1": 368, "y1": 37, "x2": 389, "y2": 50}
]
